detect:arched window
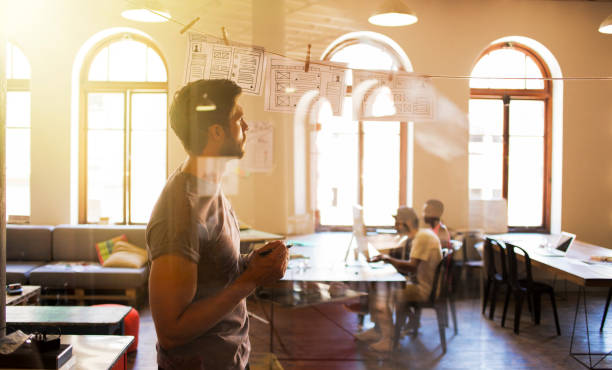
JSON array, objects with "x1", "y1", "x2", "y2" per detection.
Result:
[
  {"x1": 80, "y1": 33, "x2": 168, "y2": 224},
  {"x1": 5, "y1": 42, "x2": 31, "y2": 221},
  {"x1": 469, "y1": 42, "x2": 552, "y2": 232},
  {"x1": 319, "y1": 33, "x2": 412, "y2": 229}
]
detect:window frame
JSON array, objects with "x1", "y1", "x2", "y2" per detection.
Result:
[
  {"x1": 317, "y1": 37, "x2": 410, "y2": 231},
  {"x1": 470, "y1": 42, "x2": 552, "y2": 233},
  {"x1": 78, "y1": 33, "x2": 169, "y2": 225},
  {"x1": 6, "y1": 42, "x2": 31, "y2": 221}
]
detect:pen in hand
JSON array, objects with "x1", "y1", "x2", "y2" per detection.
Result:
[{"x1": 258, "y1": 243, "x2": 294, "y2": 257}]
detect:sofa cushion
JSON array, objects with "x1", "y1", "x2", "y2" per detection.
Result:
[
  {"x1": 6, "y1": 225, "x2": 53, "y2": 261},
  {"x1": 53, "y1": 224, "x2": 146, "y2": 262},
  {"x1": 6, "y1": 261, "x2": 46, "y2": 284},
  {"x1": 28, "y1": 262, "x2": 148, "y2": 290}
]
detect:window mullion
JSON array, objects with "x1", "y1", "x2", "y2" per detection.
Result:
[
  {"x1": 124, "y1": 90, "x2": 130, "y2": 225},
  {"x1": 358, "y1": 120, "x2": 364, "y2": 208},
  {"x1": 502, "y1": 95, "x2": 510, "y2": 200}
]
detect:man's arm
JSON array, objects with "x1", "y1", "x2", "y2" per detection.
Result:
[
  {"x1": 149, "y1": 241, "x2": 287, "y2": 350},
  {"x1": 377, "y1": 255, "x2": 422, "y2": 275}
]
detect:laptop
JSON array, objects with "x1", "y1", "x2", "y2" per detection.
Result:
[{"x1": 537, "y1": 232, "x2": 576, "y2": 257}]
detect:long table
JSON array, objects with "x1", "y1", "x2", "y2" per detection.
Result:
[{"x1": 488, "y1": 233, "x2": 612, "y2": 369}]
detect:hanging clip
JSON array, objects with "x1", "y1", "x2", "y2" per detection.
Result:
[
  {"x1": 222, "y1": 27, "x2": 230, "y2": 46},
  {"x1": 180, "y1": 17, "x2": 200, "y2": 34},
  {"x1": 304, "y1": 44, "x2": 312, "y2": 73}
]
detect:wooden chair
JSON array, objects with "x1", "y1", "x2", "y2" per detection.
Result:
[
  {"x1": 504, "y1": 243, "x2": 561, "y2": 335},
  {"x1": 393, "y1": 249, "x2": 455, "y2": 353}
]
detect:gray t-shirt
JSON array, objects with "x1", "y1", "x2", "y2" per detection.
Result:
[{"x1": 146, "y1": 169, "x2": 249, "y2": 370}]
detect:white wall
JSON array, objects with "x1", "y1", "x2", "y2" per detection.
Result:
[{"x1": 3, "y1": 0, "x2": 612, "y2": 247}]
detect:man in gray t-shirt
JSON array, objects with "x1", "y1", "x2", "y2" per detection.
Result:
[{"x1": 147, "y1": 79, "x2": 288, "y2": 369}]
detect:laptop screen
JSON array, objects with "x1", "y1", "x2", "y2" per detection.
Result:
[{"x1": 556, "y1": 232, "x2": 576, "y2": 252}]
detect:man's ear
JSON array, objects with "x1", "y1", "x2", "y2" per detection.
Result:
[{"x1": 208, "y1": 124, "x2": 225, "y2": 142}]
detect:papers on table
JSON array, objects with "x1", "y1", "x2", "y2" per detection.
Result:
[{"x1": 184, "y1": 33, "x2": 267, "y2": 95}]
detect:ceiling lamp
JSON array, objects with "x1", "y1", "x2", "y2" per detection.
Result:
[
  {"x1": 599, "y1": 14, "x2": 612, "y2": 34},
  {"x1": 368, "y1": 0, "x2": 418, "y2": 27},
  {"x1": 121, "y1": 0, "x2": 171, "y2": 23}
]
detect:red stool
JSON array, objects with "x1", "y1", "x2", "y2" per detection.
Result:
[{"x1": 93, "y1": 304, "x2": 140, "y2": 352}]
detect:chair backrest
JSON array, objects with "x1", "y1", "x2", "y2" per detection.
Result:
[
  {"x1": 428, "y1": 248, "x2": 454, "y2": 304},
  {"x1": 505, "y1": 242, "x2": 533, "y2": 289},
  {"x1": 483, "y1": 238, "x2": 497, "y2": 279},
  {"x1": 490, "y1": 238, "x2": 508, "y2": 281}
]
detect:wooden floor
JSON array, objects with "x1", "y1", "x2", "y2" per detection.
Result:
[{"x1": 128, "y1": 287, "x2": 612, "y2": 369}]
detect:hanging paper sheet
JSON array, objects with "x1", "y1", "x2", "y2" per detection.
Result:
[
  {"x1": 242, "y1": 121, "x2": 274, "y2": 173},
  {"x1": 184, "y1": 32, "x2": 267, "y2": 95},
  {"x1": 264, "y1": 55, "x2": 346, "y2": 115},
  {"x1": 352, "y1": 70, "x2": 436, "y2": 122}
]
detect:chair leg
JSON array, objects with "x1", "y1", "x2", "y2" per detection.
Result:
[
  {"x1": 412, "y1": 307, "x2": 422, "y2": 336},
  {"x1": 600, "y1": 287, "x2": 612, "y2": 332},
  {"x1": 514, "y1": 292, "x2": 524, "y2": 335},
  {"x1": 533, "y1": 293, "x2": 542, "y2": 325},
  {"x1": 549, "y1": 292, "x2": 561, "y2": 336},
  {"x1": 489, "y1": 281, "x2": 498, "y2": 320},
  {"x1": 435, "y1": 307, "x2": 447, "y2": 353},
  {"x1": 501, "y1": 286, "x2": 511, "y2": 328},
  {"x1": 449, "y1": 295, "x2": 458, "y2": 334},
  {"x1": 482, "y1": 278, "x2": 492, "y2": 315}
]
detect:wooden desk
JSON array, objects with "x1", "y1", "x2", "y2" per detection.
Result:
[
  {"x1": 488, "y1": 233, "x2": 612, "y2": 369},
  {"x1": 6, "y1": 285, "x2": 41, "y2": 306},
  {"x1": 488, "y1": 233, "x2": 612, "y2": 287},
  {"x1": 6, "y1": 305, "x2": 132, "y2": 335},
  {"x1": 283, "y1": 232, "x2": 406, "y2": 283}
]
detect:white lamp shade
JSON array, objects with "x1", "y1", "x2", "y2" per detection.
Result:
[
  {"x1": 599, "y1": 14, "x2": 612, "y2": 34},
  {"x1": 368, "y1": 0, "x2": 418, "y2": 27}
]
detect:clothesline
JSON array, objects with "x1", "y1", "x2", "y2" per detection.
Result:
[{"x1": 134, "y1": 2, "x2": 612, "y2": 82}]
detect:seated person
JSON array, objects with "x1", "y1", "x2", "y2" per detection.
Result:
[
  {"x1": 355, "y1": 207, "x2": 442, "y2": 352},
  {"x1": 423, "y1": 199, "x2": 451, "y2": 249}
]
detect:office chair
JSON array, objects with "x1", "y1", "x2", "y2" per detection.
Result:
[{"x1": 505, "y1": 243, "x2": 561, "y2": 335}]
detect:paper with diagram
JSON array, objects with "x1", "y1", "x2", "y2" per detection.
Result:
[
  {"x1": 264, "y1": 56, "x2": 346, "y2": 115},
  {"x1": 352, "y1": 70, "x2": 436, "y2": 121},
  {"x1": 242, "y1": 121, "x2": 274, "y2": 172},
  {"x1": 184, "y1": 32, "x2": 266, "y2": 95}
]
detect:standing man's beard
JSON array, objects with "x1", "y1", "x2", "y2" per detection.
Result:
[{"x1": 220, "y1": 136, "x2": 246, "y2": 158}]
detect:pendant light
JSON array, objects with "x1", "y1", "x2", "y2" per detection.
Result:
[
  {"x1": 599, "y1": 14, "x2": 612, "y2": 34},
  {"x1": 368, "y1": 0, "x2": 418, "y2": 27}
]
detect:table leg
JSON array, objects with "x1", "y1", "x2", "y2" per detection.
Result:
[{"x1": 570, "y1": 288, "x2": 612, "y2": 369}]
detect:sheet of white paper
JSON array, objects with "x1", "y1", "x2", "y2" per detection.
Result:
[
  {"x1": 352, "y1": 70, "x2": 436, "y2": 122},
  {"x1": 264, "y1": 55, "x2": 346, "y2": 115},
  {"x1": 184, "y1": 33, "x2": 266, "y2": 95},
  {"x1": 242, "y1": 121, "x2": 274, "y2": 172}
]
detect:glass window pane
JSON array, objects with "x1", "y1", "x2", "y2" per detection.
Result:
[
  {"x1": 108, "y1": 39, "x2": 147, "y2": 81},
  {"x1": 5, "y1": 43, "x2": 13, "y2": 77},
  {"x1": 469, "y1": 99, "x2": 503, "y2": 136},
  {"x1": 508, "y1": 137, "x2": 544, "y2": 226},
  {"x1": 330, "y1": 43, "x2": 395, "y2": 86},
  {"x1": 88, "y1": 46, "x2": 109, "y2": 81},
  {"x1": 130, "y1": 132, "x2": 166, "y2": 223},
  {"x1": 525, "y1": 57, "x2": 544, "y2": 89},
  {"x1": 87, "y1": 93, "x2": 124, "y2": 129},
  {"x1": 87, "y1": 130, "x2": 125, "y2": 223},
  {"x1": 317, "y1": 97, "x2": 358, "y2": 226},
  {"x1": 362, "y1": 122, "x2": 399, "y2": 226},
  {"x1": 6, "y1": 91, "x2": 31, "y2": 128},
  {"x1": 146, "y1": 47, "x2": 167, "y2": 82},
  {"x1": 509, "y1": 100, "x2": 545, "y2": 137},
  {"x1": 132, "y1": 93, "x2": 167, "y2": 130},
  {"x1": 6, "y1": 128, "x2": 30, "y2": 217},
  {"x1": 8, "y1": 43, "x2": 31, "y2": 79}
]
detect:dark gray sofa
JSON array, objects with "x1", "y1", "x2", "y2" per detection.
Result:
[
  {"x1": 8, "y1": 224, "x2": 148, "y2": 306},
  {"x1": 6, "y1": 225, "x2": 54, "y2": 284}
]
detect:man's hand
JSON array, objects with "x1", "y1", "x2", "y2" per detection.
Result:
[
  {"x1": 368, "y1": 254, "x2": 390, "y2": 263},
  {"x1": 242, "y1": 241, "x2": 289, "y2": 286}
]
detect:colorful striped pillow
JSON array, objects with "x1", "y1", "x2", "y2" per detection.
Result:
[{"x1": 94, "y1": 234, "x2": 128, "y2": 264}]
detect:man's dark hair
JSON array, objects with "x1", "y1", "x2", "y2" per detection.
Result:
[{"x1": 170, "y1": 79, "x2": 242, "y2": 155}]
